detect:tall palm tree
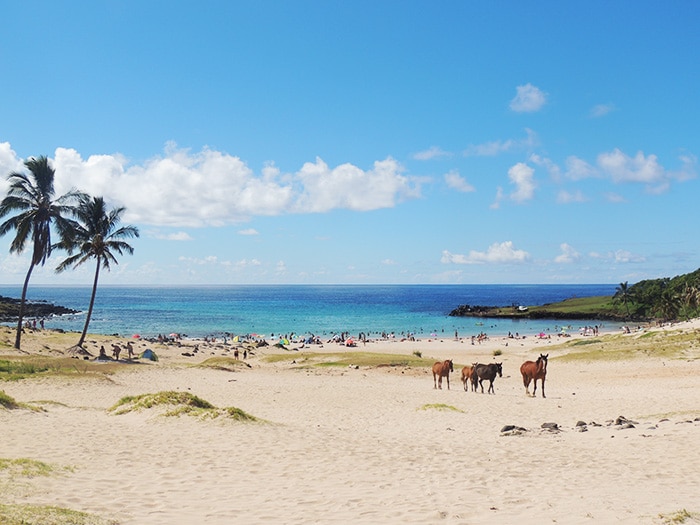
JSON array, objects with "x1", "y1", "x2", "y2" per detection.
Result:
[
  {"x1": 613, "y1": 281, "x2": 633, "y2": 319},
  {"x1": 55, "y1": 196, "x2": 139, "y2": 348},
  {"x1": 0, "y1": 156, "x2": 82, "y2": 349}
]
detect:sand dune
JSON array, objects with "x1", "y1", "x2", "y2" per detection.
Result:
[{"x1": 1, "y1": 323, "x2": 699, "y2": 524}]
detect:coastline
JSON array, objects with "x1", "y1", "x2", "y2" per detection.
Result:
[{"x1": 2, "y1": 320, "x2": 699, "y2": 524}]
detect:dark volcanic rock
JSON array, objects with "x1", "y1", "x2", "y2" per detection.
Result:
[{"x1": 0, "y1": 295, "x2": 78, "y2": 321}]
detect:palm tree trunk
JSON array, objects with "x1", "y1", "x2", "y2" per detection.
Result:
[
  {"x1": 14, "y1": 263, "x2": 35, "y2": 349},
  {"x1": 78, "y1": 256, "x2": 101, "y2": 348}
]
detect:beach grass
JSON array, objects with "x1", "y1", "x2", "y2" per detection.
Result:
[
  {"x1": 195, "y1": 356, "x2": 250, "y2": 372},
  {"x1": 0, "y1": 458, "x2": 69, "y2": 478},
  {"x1": 0, "y1": 503, "x2": 117, "y2": 525},
  {"x1": 556, "y1": 329, "x2": 700, "y2": 362},
  {"x1": 109, "y1": 391, "x2": 259, "y2": 421},
  {"x1": 0, "y1": 390, "x2": 19, "y2": 409},
  {"x1": 264, "y1": 351, "x2": 434, "y2": 368},
  {"x1": 418, "y1": 403, "x2": 464, "y2": 413},
  {"x1": 0, "y1": 356, "x2": 124, "y2": 381},
  {"x1": 657, "y1": 508, "x2": 698, "y2": 524}
]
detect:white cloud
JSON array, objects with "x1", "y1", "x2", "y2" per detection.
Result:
[
  {"x1": 413, "y1": 146, "x2": 451, "y2": 160},
  {"x1": 596, "y1": 149, "x2": 696, "y2": 193},
  {"x1": 529, "y1": 154, "x2": 561, "y2": 181},
  {"x1": 238, "y1": 228, "x2": 259, "y2": 236},
  {"x1": 589, "y1": 103, "x2": 616, "y2": 118},
  {"x1": 0, "y1": 142, "x2": 25, "y2": 195},
  {"x1": 152, "y1": 231, "x2": 193, "y2": 241},
  {"x1": 444, "y1": 170, "x2": 475, "y2": 193},
  {"x1": 597, "y1": 149, "x2": 664, "y2": 185},
  {"x1": 554, "y1": 243, "x2": 580, "y2": 263},
  {"x1": 507, "y1": 163, "x2": 536, "y2": 202},
  {"x1": 381, "y1": 259, "x2": 397, "y2": 265},
  {"x1": 43, "y1": 145, "x2": 423, "y2": 228},
  {"x1": 293, "y1": 156, "x2": 422, "y2": 213},
  {"x1": 464, "y1": 128, "x2": 538, "y2": 157},
  {"x1": 556, "y1": 189, "x2": 587, "y2": 204},
  {"x1": 604, "y1": 192, "x2": 626, "y2": 203},
  {"x1": 179, "y1": 255, "x2": 220, "y2": 265},
  {"x1": 510, "y1": 83, "x2": 547, "y2": 113},
  {"x1": 441, "y1": 241, "x2": 530, "y2": 265},
  {"x1": 589, "y1": 249, "x2": 645, "y2": 263},
  {"x1": 564, "y1": 156, "x2": 598, "y2": 180}
]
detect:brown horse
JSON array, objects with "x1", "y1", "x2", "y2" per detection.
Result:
[
  {"x1": 460, "y1": 363, "x2": 478, "y2": 392},
  {"x1": 471, "y1": 362, "x2": 502, "y2": 394},
  {"x1": 520, "y1": 353, "x2": 548, "y2": 398},
  {"x1": 432, "y1": 359, "x2": 454, "y2": 390}
]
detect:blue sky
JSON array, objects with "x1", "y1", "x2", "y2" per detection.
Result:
[{"x1": 1, "y1": 1, "x2": 698, "y2": 285}]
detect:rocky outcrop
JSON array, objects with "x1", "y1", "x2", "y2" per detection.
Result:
[{"x1": 0, "y1": 295, "x2": 78, "y2": 321}]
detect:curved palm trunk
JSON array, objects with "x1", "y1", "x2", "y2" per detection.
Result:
[
  {"x1": 78, "y1": 256, "x2": 102, "y2": 348},
  {"x1": 15, "y1": 263, "x2": 35, "y2": 349}
]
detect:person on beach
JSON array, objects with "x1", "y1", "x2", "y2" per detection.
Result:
[
  {"x1": 98, "y1": 346, "x2": 108, "y2": 359},
  {"x1": 112, "y1": 344, "x2": 121, "y2": 360},
  {"x1": 126, "y1": 341, "x2": 135, "y2": 359}
]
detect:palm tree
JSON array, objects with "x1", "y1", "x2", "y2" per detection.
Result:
[
  {"x1": 55, "y1": 196, "x2": 139, "y2": 348},
  {"x1": 613, "y1": 281, "x2": 634, "y2": 319},
  {"x1": 0, "y1": 156, "x2": 82, "y2": 349}
]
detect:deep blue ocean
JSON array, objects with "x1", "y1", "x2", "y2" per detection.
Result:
[{"x1": 0, "y1": 284, "x2": 619, "y2": 340}]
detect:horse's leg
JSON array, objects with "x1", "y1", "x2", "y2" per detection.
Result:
[
  {"x1": 541, "y1": 377, "x2": 546, "y2": 398},
  {"x1": 446, "y1": 373, "x2": 450, "y2": 390},
  {"x1": 438, "y1": 374, "x2": 442, "y2": 390},
  {"x1": 532, "y1": 378, "x2": 537, "y2": 397},
  {"x1": 488, "y1": 379, "x2": 494, "y2": 394},
  {"x1": 433, "y1": 372, "x2": 437, "y2": 389},
  {"x1": 523, "y1": 374, "x2": 531, "y2": 396}
]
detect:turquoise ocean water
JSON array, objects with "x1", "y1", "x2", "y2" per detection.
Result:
[{"x1": 0, "y1": 284, "x2": 619, "y2": 340}]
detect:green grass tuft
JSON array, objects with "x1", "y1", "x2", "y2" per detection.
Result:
[
  {"x1": 0, "y1": 458, "x2": 59, "y2": 477},
  {"x1": 0, "y1": 503, "x2": 117, "y2": 525},
  {"x1": 108, "y1": 391, "x2": 260, "y2": 422},
  {"x1": 419, "y1": 403, "x2": 464, "y2": 413},
  {"x1": 0, "y1": 390, "x2": 19, "y2": 409}
]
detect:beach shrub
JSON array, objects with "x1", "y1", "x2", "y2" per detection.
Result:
[
  {"x1": 0, "y1": 390, "x2": 19, "y2": 409},
  {"x1": 0, "y1": 458, "x2": 57, "y2": 477},
  {"x1": 493, "y1": 349, "x2": 502, "y2": 356},
  {"x1": 109, "y1": 391, "x2": 260, "y2": 422},
  {"x1": 0, "y1": 503, "x2": 117, "y2": 525},
  {"x1": 412, "y1": 350, "x2": 422, "y2": 358}
]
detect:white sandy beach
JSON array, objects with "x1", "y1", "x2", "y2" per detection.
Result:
[{"x1": 1, "y1": 322, "x2": 699, "y2": 524}]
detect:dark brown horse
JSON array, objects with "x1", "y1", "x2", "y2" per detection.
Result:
[
  {"x1": 460, "y1": 363, "x2": 478, "y2": 392},
  {"x1": 520, "y1": 353, "x2": 548, "y2": 398},
  {"x1": 471, "y1": 362, "x2": 502, "y2": 394},
  {"x1": 432, "y1": 359, "x2": 454, "y2": 390}
]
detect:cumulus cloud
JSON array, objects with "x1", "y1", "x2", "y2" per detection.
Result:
[
  {"x1": 0, "y1": 142, "x2": 26, "y2": 194},
  {"x1": 554, "y1": 243, "x2": 580, "y2": 263},
  {"x1": 152, "y1": 231, "x2": 193, "y2": 241},
  {"x1": 441, "y1": 241, "x2": 530, "y2": 265},
  {"x1": 507, "y1": 163, "x2": 536, "y2": 202},
  {"x1": 444, "y1": 170, "x2": 475, "y2": 193},
  {"x1": 9, "y1": 144, "x2": 424, "y2": 228},
  {"x1": 529, "y1": 154, "x2": 561, "y2": 181},
  {"x1": 565, "y1": 156, "x2": 598, "y2": 180},
  {"x1": 509, "y1": 83, "x2": 547, "y2": 113},
  {"x1": 294, "y1": 156, "x2": 421, "y2": 212},
  {"x1": 413, "y1": 146, "x2": 451, "y2": 160},
  {"x1": 238, "y1": 228, "x2": 259, "y2": 236},
  {"x1": 464, "y1": 128, "x2": 538, "y2": 157}
]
